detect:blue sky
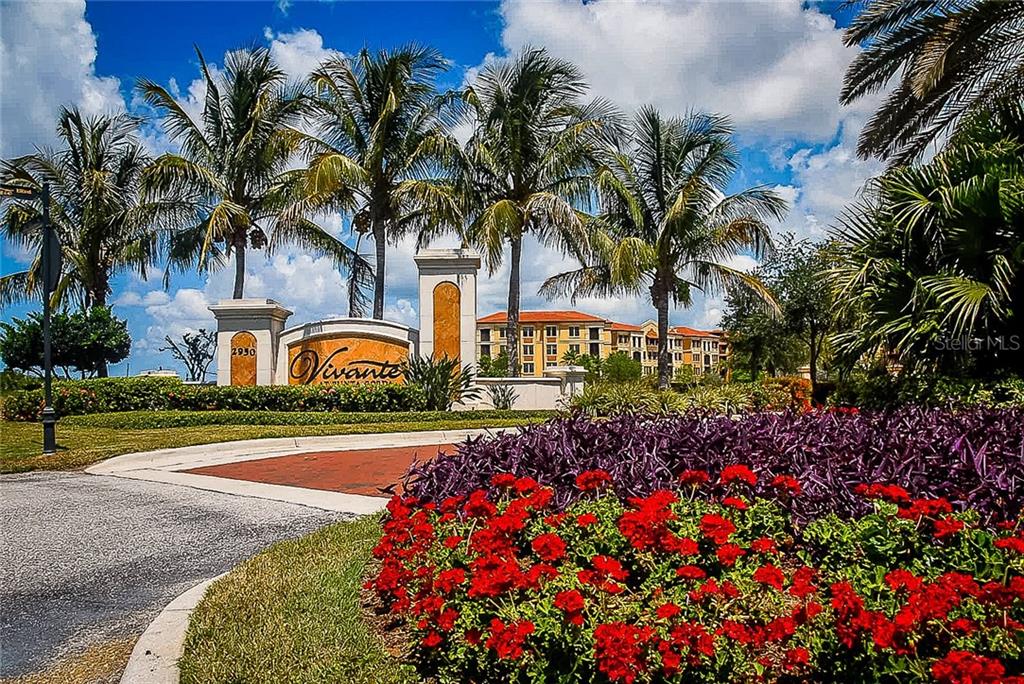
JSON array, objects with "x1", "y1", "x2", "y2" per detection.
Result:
[{"x1": 0, "y1": 0, "x2": 882, "y2": 377}]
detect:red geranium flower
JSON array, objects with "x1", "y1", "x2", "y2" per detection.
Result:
[
  {"x1": 577, "y1": 512, "x2": 599, "y2": 527},
  {"x1": 421, "y1": 631, "x2": 443, "y2": 648},
  {"x1": 933, "y1": 517, "x2": 965, "y2": 539},
  {"x1": 720, "y1": 464, "x2": 757, "y2": 487},
  {"x1": 995, "y1": 536, "x2": 1024, "y2": 554},
  {"x1": 656, "y1": 603, "x2": 682, "y2": 620},
  {"x1": 750, "y1": 537, "x2": 778, "y2": 554},
  {"x1": 931, "y1": 650, "x2": 1007, "y2": 684},
  {"x1": 531, "y1": 533, "x2": 567, "y2": 562},
  {"x1": 435, "y1": 568, "x2": 466, "y2": 594},
  {"x1": 576, "y1": 469, "x2": 613, "y2": 491},
  {"x1": 554, "y1": 589, "x2": 585, "y2": 625},
  {"x1": 722, "y1": 496, "x2": 748, "y2": 510},
  {"x1": 716, "y1": 543, "x2": 746, "y2": 566},
  {"x1": 678, "y1": 469, "x2": 710, "y2": 487},
  {"x1": 676, "y1": 565, "x2": 707, "y2": 581},
  {"x1": 594, "y1": 622, "x2": 654, "y2": 684},
  {"x1": 770, "y1": 474, "x2": 802, "y2": 497},
  {"x1": 753, "y1": 563, "x2": 786, "y2": 591},
  {"x1": 485, "y1": 618, "x2": 535, "y2": 660},
  {"x1": 700, "y1": 514, "x2": 736, "y2": 544},
  {"x1": 490, "y1": 473, "x2": 517, "y2": 488}
]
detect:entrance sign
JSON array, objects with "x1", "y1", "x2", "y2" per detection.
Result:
[
  {"x1": 432, "y1": 282, "x2": 461, "y2": 361},
  {"x1": 287, "y1": 335, "x2": 407, "y2": 384},
  {"x1": 230, "y1": 331, "x2": 257, "y2": 386}
]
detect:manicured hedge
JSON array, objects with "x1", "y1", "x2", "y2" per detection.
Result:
[
  {"x1": 405, "y1": 408, "x2": 1024, "y2": 525},
  {"x1": 0, "y1": 377, "x2": 427, "y2": 421},
  {"x1": 64, "y1": 409, "x2": 556, "y2": 430},
  {"x1": 370, "y1": 473, "x2": 1024, "y2": 683}
]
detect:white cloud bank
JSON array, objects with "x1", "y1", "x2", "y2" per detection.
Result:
[{"x1": 0, "y1": 0, "x2": 125, "y2": 157}]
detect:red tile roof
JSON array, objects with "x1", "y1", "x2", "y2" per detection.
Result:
[
  {"x1": 609, "y1": 321, "x2": 643, "y2": 332},
  {"x1": 670, "y1": 326, "x2": 718, "y2": 338},
  {"x1": 477, "y1": 310, "x2": 607, "y2": 324}
]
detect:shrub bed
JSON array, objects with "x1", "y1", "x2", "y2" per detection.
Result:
[
  {"x1": 0, "y1": 377, "x2": 427, "y2": 420},
  {"x1": 368, "y1": 471, "x2": 1024, "y2": 683},
  {"x1": 64, "y1": 409, "x2": 556, "y2": 430},
  {"x1": 405, "y1": 408, "x2": 1024, "y2": 525}
]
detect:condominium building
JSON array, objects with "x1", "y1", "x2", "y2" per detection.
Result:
[
  {"x1": 476, "y1": 311, "x2": 611, "y2": 377},
  {"x1": 476, "y1": 310, "x2": 728, "y2": 378}
]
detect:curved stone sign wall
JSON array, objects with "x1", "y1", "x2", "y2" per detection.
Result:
[
  {"x1": 229, "y1": 331, "x2": 257, "y2": 386},
  {"x1": 287, "y1": 334, "x2": 407, "y2": 384}
]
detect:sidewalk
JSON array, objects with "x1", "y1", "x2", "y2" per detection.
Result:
[{"x1": 85, "y1": 428, "x2": 502, "y2": 515}]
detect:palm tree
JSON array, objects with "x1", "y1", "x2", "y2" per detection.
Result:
[
  {"x1": 841, "y1": 0, "x2": 1024, "y2": 163},
  {"x1": 829, "y1": 102, "x2": 1024, "y2": 375},
  {"x1": 541, "y1": 107, "x2": 787, "y2": 388},
  {"x1": 1, "y1": 108, "x2": 170, "y2": 374},
  {"x1": 296, "y1": 45, "x2": 460, "y2": 318},
  {"x1": 139, "y1": 45, "x2": 365, "y2": 299},
  {"x1": 460, "y1": 47, "x2": 614, "y2": 377}
]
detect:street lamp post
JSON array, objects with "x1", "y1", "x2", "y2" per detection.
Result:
[
  {"x1": 0, "y1": 182, "x2": 59, "y2": 454},
  {"x1": 40, "y1": 183, "x2": 57, "y2": 454}
]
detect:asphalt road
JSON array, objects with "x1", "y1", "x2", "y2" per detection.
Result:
[{"x1": 0, "y1": 471, "x2": 345, "y2": 678}]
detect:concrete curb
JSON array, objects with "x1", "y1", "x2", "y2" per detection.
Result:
[
  {"x1": 120, "y1": 574, "x2": 224, "y2": 684},
  {"x1": 86, "y1": 428, "x2": 509, "y2": 515}
]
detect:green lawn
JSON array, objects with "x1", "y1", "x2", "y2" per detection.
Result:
[
  {"x1": 0, "y1": 410, "x2": 548, "y2": 473},
  {"x1": 179, "y1": 516, "x2": 413, "y2": 684}
]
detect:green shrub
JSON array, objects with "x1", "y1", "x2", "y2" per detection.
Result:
[
  {"x1": 0, "y1": 377, "x2": 429, "y2": 421},
  {"x1": 831, "y1": 369, "x2": 1024, "y2": 409},
  {"x1": 63, "y1": 409, "x2": 555, "y2": 430}
]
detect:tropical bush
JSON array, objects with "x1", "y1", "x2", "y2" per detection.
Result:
[
  {"x1": 402, "y1": 355, "x2": 481, "y2": 411},
  {"x1": 405, "y1": 409, "x2": 1024, "y2": 525},
  {"x1": 569, "y1": 378, "x2": 811, "y2": 417},
  {"x1": 0, "y1": 377, "x2": 427, "y2": 421},
  {"x1": 368, "y1": 470, "x2": 1024, "y2": 683},
  {"x1": 485, "y1": 384, "x2": 519, "y2": 411},
  {"x1": 833, "y1": 370, "x2": 1024, "y2": 410}
]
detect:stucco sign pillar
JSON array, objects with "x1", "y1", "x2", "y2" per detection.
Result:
[
  {"x1": 414, "y1": 249, "x2": 481, "y2": 366},
  {"x1": 209, "y1": 299, "x2": 293, "y2": 386}
]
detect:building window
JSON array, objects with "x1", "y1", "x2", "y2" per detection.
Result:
[
  {"x1": 569, "y1": 343, "x2": 580, "y2": 354},
  {"x1": 545, "y1": 326, "x2": 557, "y2": 338},
  {"x1": 522, "y1": 344, "x2": 534, "y2": 356},
  {"x1": 589, "y1": 327, "x2": 600, "y2": 340},
  {"x1": 618, "y1": 334, "x2": 629, "y2": 345},
  {"x1": 522, "y1": 363, "x2": 535, "y2": 374},
  {"x1": 589, "y1": 342, "x2": 600, "y2": 357},
  {"x1": 633, "y1": 351, "x2": 642, "y2": 362},
  {"x1": 568, "y1": 326, "x2": 580, "y2": 338},
  {"x1": 545, "y1": 360, "x2": 557, "y2": 368},
  {"x1": 522, "y1": 326, "x2": 534, "y2": 338},
  {"x1": 480, "y1": 344, "x2": 491, "y2": 357},
  {"x1": 480, "y1": 329, "x2": 490, "y2": 342},
  {"x1": 498, "y1": 328, "x2": 506, "y2": 338},
  {"x1": 546, "y1": 344, "x2": 557, "y2": 357}
]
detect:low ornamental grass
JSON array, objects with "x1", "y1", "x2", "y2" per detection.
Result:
[
  {"x1": 367, "y1": 469, "x2": 1024, "y2": 683},
  {"x1": 405, "y1": 408, "x2": 1024, "y2": 525}
]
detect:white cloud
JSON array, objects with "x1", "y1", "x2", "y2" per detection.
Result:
[
  {"x1": 136, "y1": 288, "x2": 215, "y2": 351},
  {"x1": 114, "y1": 289, "x2": 171, "y2": 307},
  {"x1": 384, "y1": 298, "x2": 418, "y2": 328},
  {"x1": 0, "y1": 0, "x2": 125, "y2": 157},
  {"x1": 498, "y1": 0, "x2": 857, "y2": 142},
  {"x1": 265, "y1": 28, "x2": 341, "y2": 82}
]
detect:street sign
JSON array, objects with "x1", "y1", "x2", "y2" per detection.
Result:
[{"x1": 0, "y1": 183, "x2": 38, "y2": 199}]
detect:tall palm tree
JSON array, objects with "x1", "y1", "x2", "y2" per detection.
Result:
[
  {"x1": 139, "y1": 45, "x2": 365, "y2": 299},
  {"x1": 295, "y1": 45, "x2": 460, "y2": 318},
  {"x1": 829, "y1": 102, "x2": 1024, "y2": 375},
  {"x1": 460, "y1": 47, "x2": 614, "y2": 376},
  {"x1": 841, "y1": 0, "x2": 1024, "y2": 163},
  {"x1": 1, "y1": 108, "x2": 170, "y2": 374},
  {"x1": 541, "y1": 107, "x2": 787, "y2": 388}
]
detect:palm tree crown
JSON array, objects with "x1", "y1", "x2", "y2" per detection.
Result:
[
  {"x1": 842, "y1": 0, "x2": 1024, "y2": 163},
  {"x1": 542, "y1": 107, "x2": 787, "y2": 388},
  {"x1": 139, "y1": 45, "x2": 364, "y2": 299},
  {"x1": 461, "y1": 47, "x2": 614, "y2": 376},
  {"x1": 1, "y1": 107, "x2": 164, "y2": 311},
  {"x1": 297, "y1": 45, "x2": 460, "y2": 318}
]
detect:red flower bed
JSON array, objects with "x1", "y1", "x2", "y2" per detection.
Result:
[{"x1": 368, "y1": 469, "x2": 1024, "y2": 683}]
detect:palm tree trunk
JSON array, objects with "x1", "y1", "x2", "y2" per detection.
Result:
[
  {"x1": 653, "y1": 278, "x2": 671, "y2": 389},
  {"x1": 232, "y1": 235, "x2": 246, "y2": 299},
  {"x1": 349, "y1": 233, "x2": 364, "y2": 318},
  {"x1": 372, "y1": 221, "x2": 386, "y2": 320},
  {"x1": 506, "y1": 234, "x2": 522, "y2": 377},
  {"x1": 93, "y1": 288, "x2": 109, "y2": 378}
]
